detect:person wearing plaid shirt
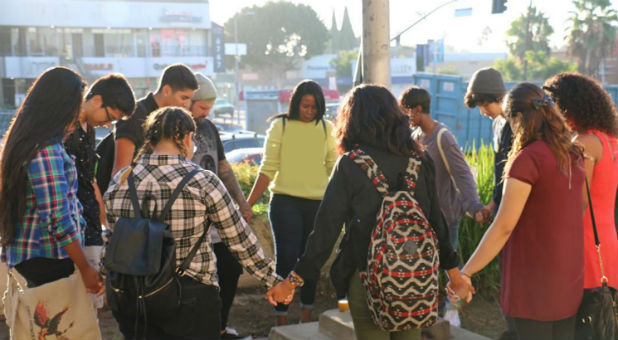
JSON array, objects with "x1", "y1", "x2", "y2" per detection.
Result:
[
  {"x1": 104, "y1": 107, "x2": 289, "y2": 339},
  {"x1": 0, "y1": 67, "x2": 104, "y2": 295}
]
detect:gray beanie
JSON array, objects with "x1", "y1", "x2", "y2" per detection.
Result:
[
  {"x1": 467, "y1": 67, "x2": 506, "y2": 96},
  {"x1": 193, "y1": 73, "x2": 218, "y2": 101}
]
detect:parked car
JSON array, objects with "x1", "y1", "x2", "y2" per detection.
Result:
[
  {"x1": 220, "y1": 131, "x2": 265, "y2": 153},
  {"x1": 226, "y1": 147, "x2": 263, "y2": 166},
  {"x1": 213, "y1": 98, "x2": 234, "y2": 117}
]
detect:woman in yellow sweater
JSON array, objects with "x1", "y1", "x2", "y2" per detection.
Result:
[{"x1": 248, "y1": 80, "x2": 337, "y2": 325}]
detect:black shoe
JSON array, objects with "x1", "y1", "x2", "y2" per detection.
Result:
[{"x1": 220, "y1": 328, "x2": 252, "y2": 340}]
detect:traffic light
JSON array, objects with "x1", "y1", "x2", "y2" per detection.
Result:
[{"x1": 492, "y1": 0, "x2": 507, "y2": 13}]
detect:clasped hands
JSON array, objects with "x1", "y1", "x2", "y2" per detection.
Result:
[
  {"x1": 265, "y1": 278, "x2": 296, "y2": 306},
  {"x1": 446, "y1": 271, "x2": 475, "y2": 307}
]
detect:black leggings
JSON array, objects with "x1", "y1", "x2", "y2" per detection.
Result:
[
  {"x1": 512, "y1": 315, "x2": 575, "y2": 340},
  {"x1": 15, "y1": 257, "x2": 74, "y2": 287}
]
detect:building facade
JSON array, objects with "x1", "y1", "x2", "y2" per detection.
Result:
[{"x1": 0, "y1": 0, "x2": 215, "y2": 107}]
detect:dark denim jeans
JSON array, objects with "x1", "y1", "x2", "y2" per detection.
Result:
[
  {"x1": 269, "y1": 194, "x2": 321, "y2": 314},
  {"x1": 112, "y1": 276, "x2": 222, "y2": 340}
]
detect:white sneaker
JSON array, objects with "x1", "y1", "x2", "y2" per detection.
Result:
[{"x1": 221, "y1": 327, "x2": 252, "y2": 340}]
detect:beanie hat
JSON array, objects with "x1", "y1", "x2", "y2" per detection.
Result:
[
  {"x1": 193, "y1": 73, "x2": 217, "y2": 101},
  {"x1": 467, "y1": 67, "x2": 506, "y2": 96}
]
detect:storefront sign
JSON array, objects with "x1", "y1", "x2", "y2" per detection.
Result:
[{"x1": 4, "y1": 57, "x2": 59, "y2": 78}]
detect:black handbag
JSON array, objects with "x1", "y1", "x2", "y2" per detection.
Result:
[
  {"x1": 575, "y1": 179, "x2": 618, "y2": 340},
  {"x1": 104, "y1": 169, "x2": 208, "y2": 338}
]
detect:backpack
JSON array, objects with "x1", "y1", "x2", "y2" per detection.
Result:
[
  {"x1": 347, "y1": 148, "x2": 440, "y2": 331},
  {"x1": 104, "y1": 168, "x2": 206, "y2": 337}
]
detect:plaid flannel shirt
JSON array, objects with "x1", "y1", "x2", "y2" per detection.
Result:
[
  {"x1": 104, "y1": 154, "x2": 282, "y2": 288},
  {"x1": 1, "y1": 143, "x2": 84, "y2": 268}
]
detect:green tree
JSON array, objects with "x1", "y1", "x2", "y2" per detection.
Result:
[
  {"x1": 495, "y1": 5, "x2": 577, "y2": 81},
  {"x1": 329, "y1": 49, "x2": 358, "y2": 78},
  {"x1": 225, "y1": 2, "x2": 329, "y2": 77},
  {"x1": 506, "y1": 6, "x2": 553, "y2": 66},
  {"x1": 567, "y1": 0, "x2": 618, "y2": 76},
  {"x1": 337, "y1": 7, "x2": 359, "y2": 51}
]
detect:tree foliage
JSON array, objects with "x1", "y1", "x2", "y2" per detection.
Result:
[
  {"x1": 224, "y1": 2, "x2": 329, "y2": 74},
  {"x1": 329, "y1": 49, "x2": 358, "y2": 78},
  {"x1": 506, "y1": 6, "x2": 553, "y2": 65},
  {"x1": 495, "y1": 51, "x2": 578, "y2": 81},
  {"x1": 495, "y1": 6, "x2": 577, "y2": 81},
  {"x1": 567, "y1": 0, "x2": 618, "y2": 76}
]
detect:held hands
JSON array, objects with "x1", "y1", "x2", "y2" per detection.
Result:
[
  {"x1": 239, "y1": 201, "x2": 254, "y2": 224},
  {"x1": 446, "y1": 271, "x2": 474, "y2": 307},
  {"x1": 474, "y1": 205, "x2": 493, "y2": 224},
  {"x1": 265, "y1": 279, "x2": 295, "y2": 306}
]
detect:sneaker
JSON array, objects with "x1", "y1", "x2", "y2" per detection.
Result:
[{"x1": 221, "y1": 327, "x2": 252, "y2": 340}]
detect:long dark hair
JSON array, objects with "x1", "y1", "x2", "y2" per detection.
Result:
[
  {"x1": 504, "y1": 83, "x2": 582, "y2": 173},
  {"x1": 269, "y1": 80, "x2": 325, "y2": 123},
  {"x1": 0, "y1": 67, "x2": 86, "y2": 245},
  {"x1": 336, "y1": 84, "x2": 422, "y2": 157},
  {"x1": 118, "y1": 107, "x2": 196, "y2": 185}
]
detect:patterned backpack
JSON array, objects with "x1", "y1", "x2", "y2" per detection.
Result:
[{"x1": 348, "y1": 148, "x2": 440, "y2": 331}]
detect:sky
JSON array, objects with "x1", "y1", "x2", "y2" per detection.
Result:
[{"x1": 208, "y1": 0, "x2": 618, "y2": 53}]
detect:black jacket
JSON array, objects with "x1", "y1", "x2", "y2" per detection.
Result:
[{"x1": 293, "y1": 145, "x2": 459, "y2": 299}]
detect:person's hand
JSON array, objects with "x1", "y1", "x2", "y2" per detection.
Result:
[
  {"x1": 474, "y1": 206, "x2": 492, "y2": 224},
  {"x1": 79, "y1": 264, "x2": 105, "y2": 296},
  {"x1": 239, "y1": 202, "x2": 254, "y2": 224},
  {"x1": 265, "y1": 280, "x2": 295, "y2": 306},
  {"x1": 446, "y1": 271, "x2": 474, "y2": 307}
]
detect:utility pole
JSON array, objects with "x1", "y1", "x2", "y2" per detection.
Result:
[
  {"x1": 362, "y1": 0, "x2": 390, "y2": 87},
  {"x1": 522, "y1": 0, "x2": 533, "y2": 80},
  {"x1": 234, "y1": 14, "x2": 240, "y2": 125}
]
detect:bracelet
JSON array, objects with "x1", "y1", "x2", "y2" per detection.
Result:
[
  {"x1": 460, "y1": 271, "x2": 472, "y2": 280},
  {"x1": 287, "y1": 271, "x2": 304, "y2": 287}
]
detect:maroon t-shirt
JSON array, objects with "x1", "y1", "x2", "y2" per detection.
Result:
[{"x1": 501, "y1": 140, "x2": 584, "y2": 321}]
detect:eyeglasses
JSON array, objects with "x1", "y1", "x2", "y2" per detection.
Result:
[{"x1": 103, "y1": 106, "x2": 116, "y2": 124}]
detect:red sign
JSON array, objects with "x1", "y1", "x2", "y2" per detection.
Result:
[{"x1": 85, "y1": 63, "x2": 113, "y2": 71}]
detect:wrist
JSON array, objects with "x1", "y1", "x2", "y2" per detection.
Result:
[
  {"x1": 460, "y1": 269, "x2": 472, "y2": 280},
  {"x1": 287, "y1": 271, "x2": 304, "y2": 288}
]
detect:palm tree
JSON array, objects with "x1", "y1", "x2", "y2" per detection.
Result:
[{"x1": 567, "y1": 0, "x2": 618, "y2": 76}]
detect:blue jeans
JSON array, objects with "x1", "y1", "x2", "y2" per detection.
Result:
[
  {"x1": 448, "y1": 219, "x2": 460, "y2": 251},
  {"x1": 269, "y1": 194, "x2": 320, "y2": 314}
]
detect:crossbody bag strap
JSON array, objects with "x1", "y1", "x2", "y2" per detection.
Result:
[
  {"x1": 585, "y1": 177, "x2": 607, "y2": 285},
  {"x1": 127, "y1": 171, "x2": 143, "y2": 218},
  {"x1": 158, "y1": 168, "x2": 201, "y2": 221},
  {"x1": 437, "y1": 127, "x2": 461, "y2": 195}
]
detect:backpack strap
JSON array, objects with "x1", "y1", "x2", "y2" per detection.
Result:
[
  {"x1": 347, "y1": 148, "x2": 390, "y2": 195},
  {"x1": 177, "y1": 227, "x2": 208, "y2": 275},
  {"x1": 402, "y1": 156, "x2": 423, "y2": 192},
  {"x1": 158, "y1": 168, "x2": 201, "y2": 221},
  {"x1": 127, "y1": 171, "x2": 143, "y2": 218},
  {"x1": 437, "y1": 127, "x2": 462, "y2": 195}
]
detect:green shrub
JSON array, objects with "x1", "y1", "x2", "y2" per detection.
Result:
[
  {"x1": 232, "y1": 161, "x2": 269, "y2": 216},
  {"x1": 459, "y1": 142, "x2": 501, "y2": 297}
]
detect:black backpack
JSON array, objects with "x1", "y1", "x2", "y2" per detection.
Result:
[{"x1": 104, "y1": 168, "x2": 206, "y2": 338}]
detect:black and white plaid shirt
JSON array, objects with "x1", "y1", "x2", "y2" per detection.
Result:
[{"x1": 104, "y1": 154, "x2": 282, "y2": 288}]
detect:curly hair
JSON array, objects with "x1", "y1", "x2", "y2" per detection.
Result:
[
  {"x1": 336, "y1": 84, "x2": 422, "y2": 157},
  {"x1": 543, "y1": 72, "x2": 618, "y2": 136},
  {"x1": 464, "y1": 92, "x2": 504, "y2": 109},
  {"x1": 504, "y1": 83, "x2": 582, "y2": 174}
]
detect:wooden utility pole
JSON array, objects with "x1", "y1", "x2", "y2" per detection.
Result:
[{"x1": 362, "y1": 0, "x2": 390, "y2": 87}]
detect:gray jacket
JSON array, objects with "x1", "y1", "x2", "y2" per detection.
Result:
[{"x1": 412, "y1": 122, "x2": 483, "y2": 225}]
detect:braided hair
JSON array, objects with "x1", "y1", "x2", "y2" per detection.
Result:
[{"x1": 119, "y1": 106, "x2": 196, "y2": 184}]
